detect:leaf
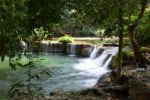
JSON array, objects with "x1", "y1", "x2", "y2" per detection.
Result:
[
  {"x1": 8, "y1": 82, "x2": 24, "y2": 97},
  {"x1": 16, "y1": 62, "x2": 24, "y2": 67},
  {"x1": 24, "y1": 61, "x2": 35, "y2": 67},
  {"x1": 9, "y1": 89, "x2": 19, "y2": 97},
  {"x1": 42, "y1": 70, "x2": 52, "y2": 76},
  {"x1": 37, "y1": 87, "x2": 42, "y2": 91},
  {"x1": 36, "y1": 74, "x2": 40, "y2": 80},
  {"x1": 1, "y1": 55, "x2": 5, "y2": 62}
]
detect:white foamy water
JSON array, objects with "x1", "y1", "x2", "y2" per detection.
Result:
[{"x1": 73, "y1": 47, "x2": 118, "y2": 87}]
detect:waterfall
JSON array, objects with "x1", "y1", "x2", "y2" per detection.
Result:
[
  {"x1": 102, "y1": 48, "x2": 118, "y2": 69},
  {"x1": 90, "y1": 46, "x2": 98, "y2": 59},
  {"x1": 41, "y1": 41, "x2": 49, "y2": 53},
  {"x1": 70, "y1": 44, "x2": 76, "y2": 55},
  {"x1": 73, "y1": 47, "x2": 118, "y2": 82},
  {"x1": 45, "y1": 44, "x2": 48, "y2": 53},
  {"x1": 94, "y1": 47, "x2": 118, "y2": 67}
]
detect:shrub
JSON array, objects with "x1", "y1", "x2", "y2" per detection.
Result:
[
  {"x1": 136, "y1": 28, "x2": 150, "y2": 46},
  {"x1": 78, "y1": 31, "x2": 95, "y2": 37},
  {"x1": 111, "y1": 50, "x2": 134, "y2": 68},
  {"x1": 58, "y1": 35, "x2": 74, "y2": 44},
  {"x1": 95, "y1": 29, "x2": 105, "y2": 37},
  {"x1": 123, "y1": 38, "x2": 130, "y2": 46},
  {"x1": 122, "y1": 50, "x2": 134, "y2": 60},
  {"x1": 111, "y1": 55, "x2": 119, "y2": 68},
  {"x1": 140, "y1": 47, "x2": 150, "y2": 53},
  {"x1": 135, "y1": 13, "x2": 150, "y2": 46}
]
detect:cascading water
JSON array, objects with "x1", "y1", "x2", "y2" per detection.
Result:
[
  {"x1": 90, "y1": 46, "x2": 98, "y2": 59},
  {"x1": 45, "y1": 44, "x2": 48, "y2": 53},
  {"x1": 42, "y1": 41, "x2": 49, "y2": 53},
  {"x1": 0, "y1": 46, "x2": 118, "y2": 98},
  {"x1": 70, "y1": 44, "x2": 76, "y2": 55},
  {"x1": 73, "y1": 47, "x2": 118, "y2": 88}
]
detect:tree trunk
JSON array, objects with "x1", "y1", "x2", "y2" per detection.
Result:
[
  {"x1": 128, "y1": 0, "x2": 149, "y2": 65},
  {"x1": 117, "y1": 0, "x2": 124, "y2": 80}
]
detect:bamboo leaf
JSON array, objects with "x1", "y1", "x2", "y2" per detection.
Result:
[{"x1": 36, "y1": 74, "x2": 40, "y2": 80}]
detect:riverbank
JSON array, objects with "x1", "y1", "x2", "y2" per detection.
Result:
[
  {"x1": 11, "y1": 65, "x2": 150, "y2": 100},
  {"x1": 46, "y1": 68, "x2": 150, "y2": 100}
]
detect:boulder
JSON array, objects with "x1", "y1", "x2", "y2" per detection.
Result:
[{"x1": 81, "y1": 47, "x2": 92, "y2": 57}]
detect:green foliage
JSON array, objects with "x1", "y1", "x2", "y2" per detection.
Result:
[
  {"x1": 26, "y1": 0, "x2": 66, "y2": 31},
  {"x1": 140, "y1": 47, "x2": 147, "y2": 53},
  {"x1": 30, "y1": 27, "x2": 49, "y2": 41},
  {"x1": 0, "y1": 0, "x2": 27, "y2": 60},
  {"x1": 112, "y1": 50, "x2": 134, "y2": 68},
  {"x1": 123, "y1": 38, "x2": 130, "y2": 46},
  {"x1": 104, "y1": 37, "x2": 119, "y2": 44},
  {"x1": 111, "y1": 55, "x2": 119, "y2": 68},
  {"x1": 135, "y1": 6, "x2": 150, "y2": 46},
  {"x1": 58, "y1": 35, "x2": 74, "y2": 44},
  {"x1": 139, "y1": 47, "x2": 150, "y2": 53},
  {"x1": 8, "y1": 54, "x2": 52, "y2": 98},
  {"x1": 95, "y1": 29, "x2": 105, "y2": 37},
  {"x1": 135, "y1": 23, "x2": 150, "y2": 46},
  {"x1": 122, "y1": 50, "x2": 134, "y2": 60},
  {"x1": 0, "y1": 0, "x2": 67, "y2": 60},
  {"x1": 78, "y1": 31, "x2": 95, "y2": 37}
]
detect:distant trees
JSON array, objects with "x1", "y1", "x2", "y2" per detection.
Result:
[{"x1": 0, "y1": 0, "x2": 66, "y2": 59}]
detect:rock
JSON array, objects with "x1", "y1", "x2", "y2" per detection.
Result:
[
  {"x1": 81, "y1": 47, "x2": 92, "y2": 57},
  {"x1": 128, "y1": 79, "x2": 150, "y2": 100},
  {"x1": 103, "y1": 85, "x2": 129, "y2": 96},
  {"x1": 74, "y1": 44, "x2": 84, "y2": 55},
  {"x1": 135, "y1": 68, "x2": 146, "y2": 72},
  {"x1": 118, "y1": 75, "x2": 129, "y2": 85},
  {"x1": 80, "y1": 88, "x2": 103, "y2": 96},
  {"x1": 51, "y1": 43, "x2": 63, "y2": 53}
]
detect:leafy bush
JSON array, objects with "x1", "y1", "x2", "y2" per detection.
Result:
[
  {"x1": 122, "y1": 50, "x2": 134, "y2": 60},
  {"x1": 30, "y1": 27, "x2": 49, "y2": 41},
  {"x1": 95, "y1": 29, "x2": 105, "y2": 37},
  {"x1": 135, "y1": 11, "x2": 150, "y2": 46},
  {"x1": 58, "y1": 35, "x2": 74, "y2": 44},
  {"x1": 111, "y1": 55, "x2": 119, "y2": 68},
  {"x1": 140, "y1": 47, "x2": 150, "y2": 53},
  {"x1": 111, "y1": 50, "x2": 134, "y2": 68},
  {"x1": 78, "y1": 31, "x2": 95, "y2": 37},
  {"x1": 123, "y1": 38, "x2": 130, "y2": 46}
]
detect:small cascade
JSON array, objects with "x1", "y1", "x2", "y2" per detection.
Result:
[
  {"x1": 73, "y1": 47, "x2": 118, "y2": 87},
  {"x1": 70, "y1": 44, "x2": 76, "y2": 55},
  {"x1": 45, "y1": 44, "x2": 48, "y2": 53},
  {"x1": 90, "y1": 46, "x2": 98, "y2": 59},
  {"x1": 94, "y1": 47, "x2": 118, "y2": 67},
  {"x1": 41, "y1": 41, "x2": 49, "y2": 53},
  {"x1": 49, "y1": 42, "x2": 52, "y2": 53},
  {"x1": 53, "y1": 43, "x2": 56, "y2": 53}
]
